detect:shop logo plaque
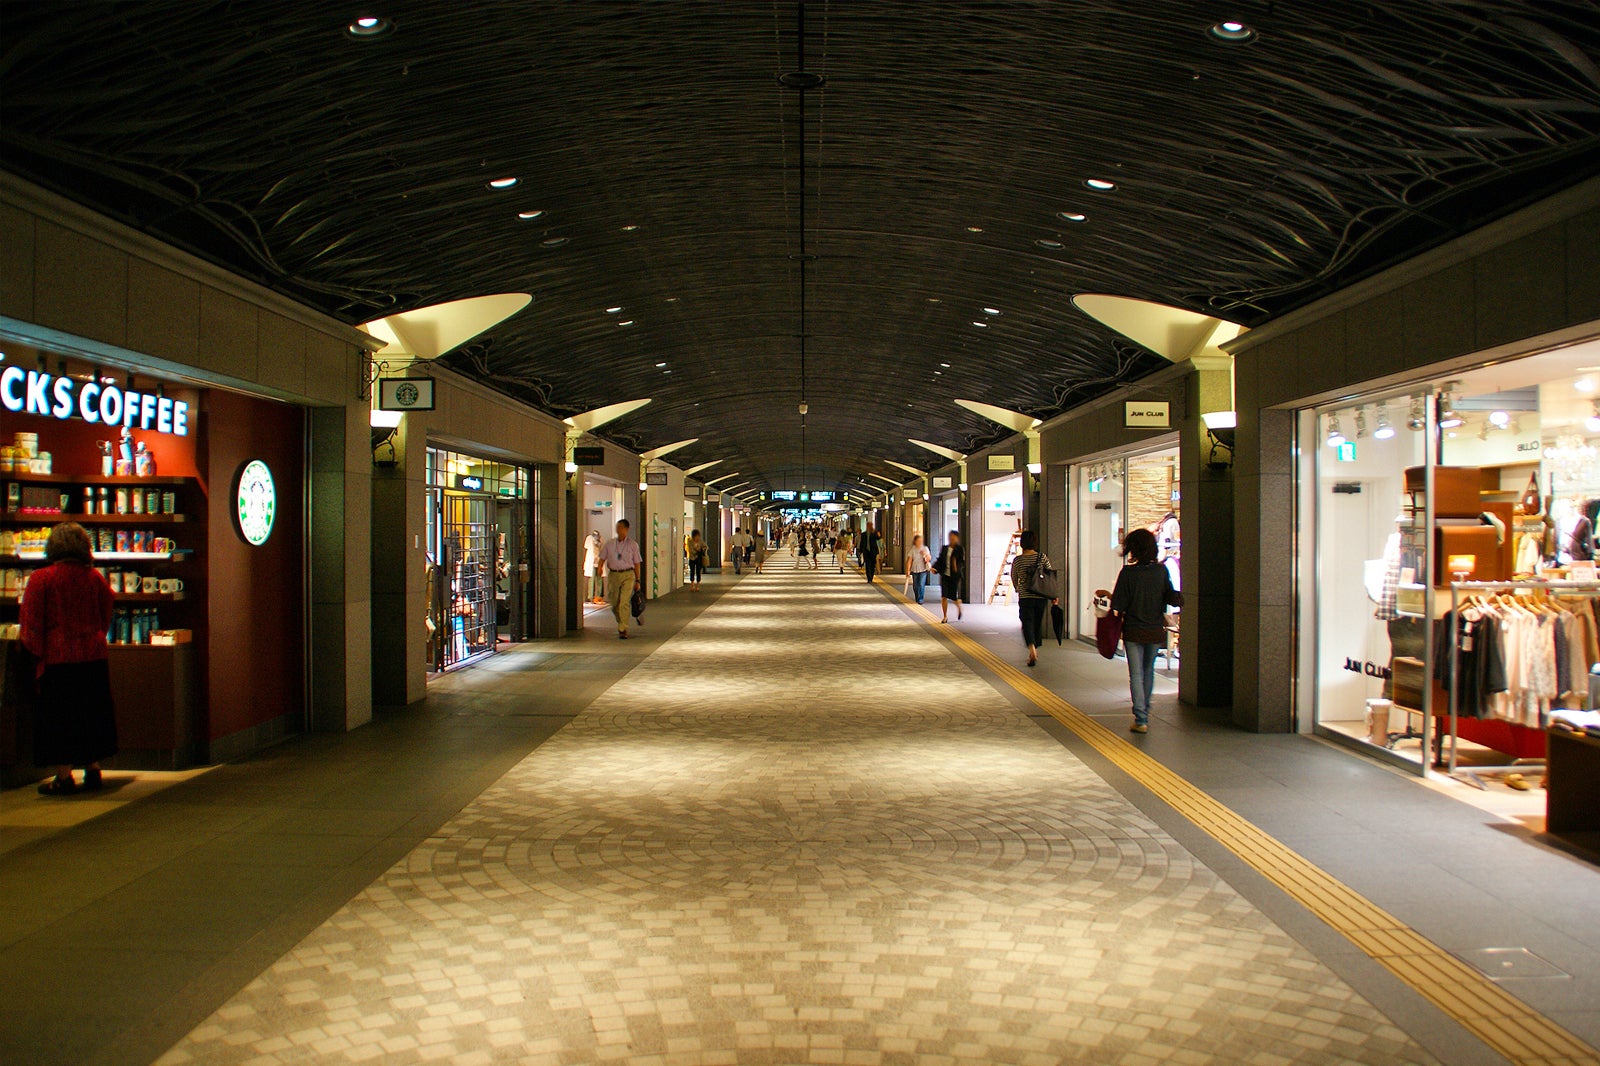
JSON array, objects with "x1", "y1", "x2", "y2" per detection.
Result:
[
  {"x1": 234, "y1": 459, "x2": 276, "y2": 546},
  {"x1": 378, "y1": 377, "x2": 436, "y2": 411},
  {"x1": 1124, "y1": 401, "x2": 1171, "y2": 428}
]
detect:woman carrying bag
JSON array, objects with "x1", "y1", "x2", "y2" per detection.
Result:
[
  {"x1": 905, "y1": 534, "x2": 933, "y2": 604},
  {"x1": 1110, "y1": 527, "x2": 1184, "y2": 734},
  {"x1": 1008, "y1": 530, "x2": 1059, "y2": 668},
  {"x1": 686, "y1": 529, "x2": 708, "y2": 592}
]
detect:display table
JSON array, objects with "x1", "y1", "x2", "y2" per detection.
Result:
[
  {"x1": 1545, "y1": 728, "x2": 1600, "y2": 845},
  {"x1": 0, "y1": 640, "x2": 200, "y2": 783}
]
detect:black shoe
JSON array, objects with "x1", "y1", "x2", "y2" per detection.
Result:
[
  {"x1": 82, "y1": 768, "x2": 103, "y2": 791},
  {"x1": 38, "y1": 776, "x2": 77, "y2": 796}
]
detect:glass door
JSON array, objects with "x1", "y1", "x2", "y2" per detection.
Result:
[{"x1": 437, "y1": 492, "x2": 497, "y2": 669}]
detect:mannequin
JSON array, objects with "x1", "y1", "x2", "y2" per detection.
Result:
[{"x1": 584, "y1": 529, "x2": 603, "y2": 602}]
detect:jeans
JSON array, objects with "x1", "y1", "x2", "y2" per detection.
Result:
[
  {"x1": 911, "y1": 571, "x2": 928, "y2": 604},
  {"x1": 688, "y1": 558, "x2": 704, "y2": 583},
  {"x1": 732, "y1": 549, "x2": 743, "y2": 574},
  {"x1": 1019, "y1": 597, "x2": 1047, "y2": 648},
  {"x1": 1125, "y1": 641, "x2": 1160, "y2": 723}
]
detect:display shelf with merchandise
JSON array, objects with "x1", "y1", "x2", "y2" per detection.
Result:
[{"x1": 0, "y1": 514, "x2": 189, "y2": 525}]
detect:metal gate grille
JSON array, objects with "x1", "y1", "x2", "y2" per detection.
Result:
[{"x1": 438, "y1": 493, "x2": 496, "y2": 669}]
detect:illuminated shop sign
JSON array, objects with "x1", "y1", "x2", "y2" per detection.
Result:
[
  {"x1": 809, "y1": 491, "x2": 836, "y2": 502},
  {"x1": 1, "y1": 367, "x2": 192, "y2": 437},
  {"x1": 769, "y1": 490, "x2": 798, "y2": 501},
  {"x1": 457, "y1": 475, "x2": 485, "y2": 491},
  {"x1": 234, "y1": 460, "x2": 277, "y2": 546}
]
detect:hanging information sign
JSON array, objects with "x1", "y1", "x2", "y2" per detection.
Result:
[{"x1": 377, "y1": 377, "x2": 436, "y2": 412}]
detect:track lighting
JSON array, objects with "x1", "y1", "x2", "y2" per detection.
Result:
[
  {"x1": 1354, "y1": 408, "x2": 1368, "y2": 440},
  {"x1": 1325, "y1": 413, "x2": 1346, "y2": 449},
  {"x1": 1437, "y1": 382, "x2": 1464, "y2": 429},
  {"x1": 1373, "y1": 404, "x2": 1395, "y2": 440},
  {"x1": 1407, "y1": 395, "x2": 1426, "y2": 432}
]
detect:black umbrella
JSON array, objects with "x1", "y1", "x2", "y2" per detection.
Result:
[{"x1": 1051, "y1": 602, "x2": 1066, "y2": 645}]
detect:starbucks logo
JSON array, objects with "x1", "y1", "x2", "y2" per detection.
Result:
[
  {"x1": 234, "y1": 460, "x2": 276, "y2": 546},
  {"x1": 394, "y1": 382, "x2": 420, "y2": 407}
]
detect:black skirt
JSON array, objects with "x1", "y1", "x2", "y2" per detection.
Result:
[{"x1": 34, "y1": 659, "x2": 118, "y2": 767}]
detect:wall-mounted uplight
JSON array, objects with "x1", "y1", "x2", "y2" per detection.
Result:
[
  {"x1": 565, "y1": 461, "x2": 579, "y2": 473},
  {"x1": 1201, "y1": 411, "x2": 1237, "y2": 430},
  {"x1": 638, "y1": 481, "x2": 649, "y2": 492},
  {"x1": 958, "y1": 482, "x2": 968, "y2": 492},
  {"x1": 1027, "y1": 462, "x2": 1043, "y2": 475},
  {"x1": 369, "y1": 408, "x2": 402, "y2": 429}
]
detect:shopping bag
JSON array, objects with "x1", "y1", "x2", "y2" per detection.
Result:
[{"x1": 1095, "y1": 613, "x2": 1123, "y2": 659}]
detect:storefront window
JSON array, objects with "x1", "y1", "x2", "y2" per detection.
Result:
[
  {"x1": 425, "y1": 446, "x2": 531, "y2": 671},
  {"x1": 1071, "y1": 446, "x2": 1179, "y2": 649},
  {"x1": 1303, "y1": 338, "x2": 1600, "y2": 773}
]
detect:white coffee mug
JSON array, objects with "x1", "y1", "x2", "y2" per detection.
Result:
[
  {"x1": 121, "y1": 571, "x2": 138, "y2": 592},
  {"x1": 159, "y1": 578, "x2": 184, "y2": 594},
  {"x1": 142, "y1": 576, "x2": 159, "y2": 594},
  {"x1": 108, "y1": 571, "x2": 123, "y2": 593}
]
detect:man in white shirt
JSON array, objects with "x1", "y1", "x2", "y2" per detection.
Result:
[
  {"x1": 730, "y1": 527, "x2": 752, "y2": 574},
  {"x1": 599, "y1": 519, "x2": 644, "y2": 638}
]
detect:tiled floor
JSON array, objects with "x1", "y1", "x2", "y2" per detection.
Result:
[{"x1": 157, "y1": 567, "x2": 1435, "y2": 1065}]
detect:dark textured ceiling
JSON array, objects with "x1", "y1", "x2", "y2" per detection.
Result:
[{"x1": 3, "y1": 2, "x2": 1599, "y2": 492}]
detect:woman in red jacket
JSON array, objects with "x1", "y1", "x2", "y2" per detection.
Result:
[{"x1": 20, "y1": 522, "x2": 116, "y2": 795}]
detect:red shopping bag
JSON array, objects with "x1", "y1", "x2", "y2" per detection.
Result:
[{"x1": 1095, "y1": 613, "x2": 1123, "y2": 659}]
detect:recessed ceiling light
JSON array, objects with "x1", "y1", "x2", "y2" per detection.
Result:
[
  {"x1": 1210, "y1": 20, "x2": 1257, "y2": 42},
  {"x1": 981, "y1": 307, "x2": 1002, "y2": 316},
  {"x1": 939, "y1": 362, "x2": 951, "y2": 368},
  {"x1": 606, "y1": 306, "x2": 623, "y2": 313},
  {"x1": 1034, "y1": 238, "x2": 1064, "y2": 249},
  {"x1": 487, "y1": 177, "x2": 519, "y2": 189},
  {"x1": 1084, "y1": 178, "x2": 1117, "y2": 191},
  {"x1": 927, "y1": 297, "x2": 941, "y2": 304},
  {"x1": 517, "y1": 209, "x2": 544, "y2": 220},
  {"x1": 345, "y1": 15, "x2": 392, "y2": 38},
  {"x1": 540, "y1": 236, "x2": 568, "y2": 247},
  {"x1": 656, "y1": 362, "x2": 668, "y2": 368},
  {"x1": 966, "y1": 226, "x2": 984, "y2": 233},
  {"x1": 1057, "y1": 211, "x2": 1087, "y2": 222},
  {"x1": 618, "y1": 320, "x2": 634, "y2": 327},
  {"x1": 664, "y1": 369, "x2": 672, "y2": 374},
  {"x1": 971, "y1": 321, "x2": 988, "y2": 328},
  {"x1": 664, "y1": 297, "x2": 678, "y2": 303},
  {"x1": 934, "y1": 371, "x2": 942, "y2": 375}
]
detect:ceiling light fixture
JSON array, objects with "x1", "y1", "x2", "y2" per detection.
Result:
[
  {"x1": 1210, "y1": 20, "x2": 1258, "y2": 42},
  {"x1": 1325, "y1": 413, "x2": 1346, "y2": 449},
  {"x1": 605, "y1": 306, "x2": 623, "y2": 313},
  {"x1": 1437, "y1": 383, "x2": 1464, "y2": 429},
  {"x1": 621, "y1": 224, "x2": 639, "y2": 232},
  {"x1": 1354, "y1": 408, "x2": 1369, "y2": 440},
  {"x1": 1489, "y1": 410, "x2": 1510, "y2": 428},
  {"x1": 1407, "y1": 395, "x2": 1427, "y2": 431},
  {"x1": 618, "y1": 320, "x2": 634, "y2": 327},
  {"x1": 487, "y1": 177, "x2": 519, "y2": 189},
  {"x1": 517, "y1": 210, "x2": 544, "y2": 221},
  {"x1": 655, "y1": 362, "x2": 667, "y2": 368},
  {"x1": 966, "y1": 225, "x2": 984, "y2": 233},
  {"x1": 540, "y1": 236, "x2": 568, "y2": 247},
  {"x1": 971, "y1": 321, "x2": 988, "y2": 328},
  {"x1": 1035, "y1": 238, "x2": 1064, "y2": 249},
  {"x1": 1057, "y1": 211, "x2": 1087, "y2": 222},
  {"x1": 939, "y1": 362, "x2": 951, "y2": 368},
  {"x1": 1373, "y1": 404, "x2": 1396, "y2": 440},
  {"x1": 345, "y1": 15, "x2": 392, "y2": 38},
  {"x1": 1084, "y1": 178, "x2": 1117, "y2": 191},
  {"x1": 982, "y1": 307, "x2": 1002, "y2": 316}
]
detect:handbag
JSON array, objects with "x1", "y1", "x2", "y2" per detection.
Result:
[
  {"x1": 1030, "y1": 554, "x2": 1062, "y2": 600},
  {"x1": 1095, "y1": 613, "x2": 1123, "y2": 659}
]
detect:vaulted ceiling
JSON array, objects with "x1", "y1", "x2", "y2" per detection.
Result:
[{"x1": 3, "y1": 1, "x2": 1598, "y2": 493}]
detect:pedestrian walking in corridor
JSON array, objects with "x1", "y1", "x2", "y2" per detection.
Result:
[
  {"x1": 835, "y1": 530, "x2": 852, "y2": 572},
  {"x1": 687, "y1": 529, "x2": 707, "y2": 592},
  {"x1": 1009, "y1": 530, "x2": 1055, "y2": 668},
  {"x1": 730, "y1": 527, "x2": 751, "y2": 574},
  {"x1": 1111, "y1": 527, "x2": 1184, "y2": 733},
  {"x1": 752, "y1": 531, "x2": 769, "y2": 573},
  {"x1": 859, "y1": 523, "x2": 882, "y2": 583},
  {"x1": 600, "y1": 519, "x2": 644, "y2": 639},
  {"x1": 936, "y1": 530, "x2": 966, "y2": 623},
  {"x1": 19, "y1": 523, "x2": 117, "y2": 795},
  {"x1": 906, "y1": 534, "x2": 933, "y2": 604}
]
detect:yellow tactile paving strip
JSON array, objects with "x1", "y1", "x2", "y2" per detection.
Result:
[{"x1": 892, "y1": 588, "x2": 1600, "y2": 1066}]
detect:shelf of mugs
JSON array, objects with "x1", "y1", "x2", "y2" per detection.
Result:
[
  {"x1": 1, "y1": 513, "x2": 188, "y2": 524},
  {"x1": 0, "y1": 592, "x2": 185, "y2": 603},
  {"x1": 0, "y1": 550, "x2": 192, "y2": 565}
]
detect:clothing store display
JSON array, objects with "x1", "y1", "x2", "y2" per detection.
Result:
[
  {"x1": 1436, "y1": 592, "x2": 1600, "y2": 727},
  {"x1": 1569, "y1": 514, "x2": 1594, "y2": 560}
]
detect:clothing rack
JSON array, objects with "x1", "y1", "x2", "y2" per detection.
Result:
[{"x1": 1446, "y1": 579, "x2": 1600, "y2": 787}]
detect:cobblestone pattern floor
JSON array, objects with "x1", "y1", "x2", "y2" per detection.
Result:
[{"x1": 157, "y1": 568, "x2": 1435, "y2": 1065}]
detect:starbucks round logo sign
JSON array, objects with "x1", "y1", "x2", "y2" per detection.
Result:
[
  {"x1": 234, "y1": 459, "x2": 276, "y2": 546},
  {"x1": 393, "y1": 381, "x2": 420, "y2": 407}
]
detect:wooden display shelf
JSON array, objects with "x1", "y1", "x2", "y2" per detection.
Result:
[
  {"x1": 1, "y1": 513, "x2": 188, "y2": 524},
  {"x1": 0, "y1": 472, "x2": 191, "y2": 485},
  {"x1": 0, "y1": 592, "x2": 184, "y2": 604}
]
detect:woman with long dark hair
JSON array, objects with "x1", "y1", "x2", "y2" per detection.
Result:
[
  {"x1": 20, "y1": 522, "x2": 117, "y2": 794},
  {"x1": 1110, "y1": 527, "x2": 1184, "y2": 733}
]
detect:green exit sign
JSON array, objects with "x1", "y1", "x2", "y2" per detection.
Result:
[{"x1": 1335, "y1": 441, "x2": 1357, "y2": 462}]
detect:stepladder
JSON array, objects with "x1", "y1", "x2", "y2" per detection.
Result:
[{"x1": 987, "y1": 524, "x2": 1023, "y2": 604}]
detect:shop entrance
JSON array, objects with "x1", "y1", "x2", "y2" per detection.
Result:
[
  {"x1": 496, "y1": 497, "x2": 532, "y2": 642},
  {"x1": 580, "y1": 478, "x2": 629, "y2": 620},
  {"x1": 977, "y1": 476, "x2": 1024, "y2": 603},
  {"x1": 1071, "y1": 444, "x2": 1180, "y2": 650}
]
